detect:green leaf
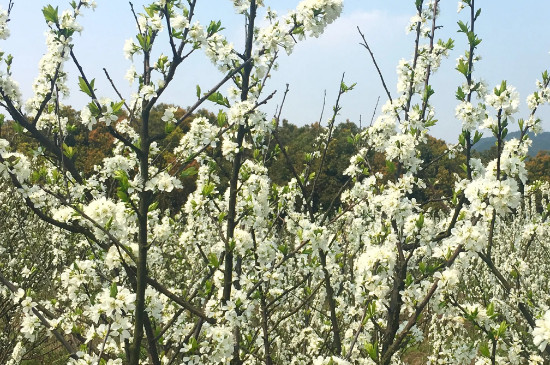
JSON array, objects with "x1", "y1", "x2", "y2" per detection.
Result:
[
  {"x1": 518, "y1": 118, "x2": 524, "y2": 131},
  {"x1": 456, "y1": 86, "x2": 465, "y2": 101},
  {"x1": 42, "y1": 5, "x2": 59, "y2": 24},
  {"x1": 116, "y1": 190, "x2": 128, "y2": 202},
  {"x1": 423, "y1": 85, "x2": 435, "y2": 101},
  {"x1": 458, "y1": 132, "x2": 466, "y2": 147},
  {"x1": 88, "y1": 102, "x2": 101, "y2": 117},
  {"x1": 474, "y1": 8, "x2": 482, "y2": 21},
  {"x1": 479, "y1": 341, "x2": 490, "y2": 358},
  {"x1": 425, "y1": 118, "x2": 437, "y2": 127},
  {"x1": 386, "y1": 160, "x2": 396, "y2": 174},
  {"x1": 189, "y1": 337, "x2": 199, "y2": 352},
  {"x1": 78, "y1": 77, "x2": 94, "y2": 97},
  {"x1": 110, "y1": 282, "x2": 118, "y2": 298},
  {"x1": 364, "y1": 342, "x2": 378, "y2": 361},
  {"x1": 340, "y1": 81, "x2": 357, "y2": 93},
  {"x1": 208, "y1": 253, "x2": 219, "y2": 267},
  {"x1": 405, "y1": 273, "x2": 413, "y2": 287},
  {"x1": 457, "y1": 20, "x2": 469, "y2": 34},
  {"x1": 136, "y1": 33, "x2": 151, "y2": 52},
  {"x1": 487, "y1": 302, "x2": 495, "y2": 317},
  {"x1": 473, "y1": 131, "x2": 483, "y2": 145},
  {"x1": 207, "y1": 91, "x2": 230, "y2": 107},
  {"x1": 499, "y1": 80, "x2": 507, "y2": 94},
  {"x1": 207, "y1": 20, "x2": 224, "y2": 35},
  {"x1": 196, "y1": 84, "x2": 201, "y2": 99},
  {"x1": 114, "y1": 170, "x2": 129, "y2": 190},
  {"x1": 416, "y1": 213, "x2": 424, "y2": 230},
  {"x1": 165, "y1": 122, "x2": 175, "y2": 134},
  {"x1": 217, "y1": 110, "x2": 227, "y2": 127},
  {"x1": 497, "y1": 321, "x2": 507, "y2": 337},
  {"x1": 467, "y1": 307, "x2": 479, "y2": 321},
  {"x1": 467, "y1": 31, "x2": 475, "y2": 45},
  {"x1": 253, "y1": 149, "x2": 261, "y2": 160},
  {"x1": 181, "y1": 166, "x2": 198, "y2": 177},
  {"x1": 105, "y1": 216, "x2": 114, "y2": 231},
  {"x1": 456, "y1": 58, "x2": 469, "y2": 77},
  {"x1": 111, "y1": 100, "x2": 125, "y2": 115},
  {"x1": 148, "y1": 201, "x2": 159, "y2": 212},
  {"x1": 144, "y1": 5, "x2": 154, "y2": 17},
  {"x1": 62, "y1": 143, "x2": 74, "y2": 159},
  {"x1": 202, "y1": 183, "x2": 215, "y2": 196},
  {"x1": 367, "y1": 302, "x2": 377, "y2": 319}
]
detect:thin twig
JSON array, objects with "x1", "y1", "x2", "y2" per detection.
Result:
[
  {"x1": 97, "y1": 322, "x2": 112, "y2": 365},
  {"x1": 358, "y1": 27, "x2": 393, "y2": 105},
  {"x1": 129, "y1": 2, "x2": 143, "y2": 35},
  {"x1": 103, "y1": 68, "x2": 132, "y2": 113},
  {"x1": 370, "y1": 96, "x2": 380, "y2": 127}
]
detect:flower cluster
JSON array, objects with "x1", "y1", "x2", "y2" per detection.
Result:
[
  {"x1": 0, "y1": 7, "x2": 10, "y2": 40},
  {"x1": 534, "y1": 310, "x2": 550, "y2": 351},
  {"x1": 485, "y1": 82, "x2": 520, "y2": 116},
  {"x1": 295, "y1": 0, "x2": 343, "y2": 38},
  {"x1": 174, "y1": 116, "x2": 219, "y2": 161},
  {"x1": 205, "y1": 33, "x2": 238, "y2": 72},
  {"x1": 456, "y1": 100, "x2": 486, "y2": 131}
]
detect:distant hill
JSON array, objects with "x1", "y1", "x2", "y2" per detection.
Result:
[{"x1": 472, "y1": 131, "x2": 550, "y2": 157}]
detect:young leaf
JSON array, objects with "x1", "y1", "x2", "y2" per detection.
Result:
[
  {"x1": 207, "y1": 20, "x2": 224, "y2": 35},
  {"x1": 217, "y1": 110, "x2": 227, "y2": 127},
  {"x1": 62, "y1": 144, "x2": 74, "y2": 159},
  {"x1": 416, "y1": 212, "x2": 424, "y2": 230},
  {"x1": 42, "y1": 5, "x2": 59, "y2": 24},
  {"x1": 110, "y1": 282, "x2": 118, "y2": 298},
  {"x1": 487, "y1": 302, "x2": 495, "y2": 317},
  {"x1": 207, "y1": 91, "x2": 229, "y2": 107},
  {"x1": 165, "y1": 122, "x2": 175, "y2": 134},
  {"x1": 88, "y1": 102, "x2": 101, "y2": 116},
  {"x1": 457, "y1": 20, "x2": 469, "y2": 34},
  {"x1": 473, "y1": 131, "x2": 483, "y2": 145},
  {"x1": 386, "y1": 160, "x2": 396, "y2": 174},
  {"x1": 208, "y1": 253, "x2": 219, "y2": 267},
  {"x1": 114, "y1": 170, "x2": 129, "y2": 190},
  {"x1": 78, "y1": 77, "x2": 94, "y2": 97},
  {"x1": 111, "y1": 100, "x2": 125, "y2": 115},
  {"x1": 364, "y1": 342, "x2": 378, "y2": 361},
  {"x1": 479, "y1": 342, "x2": 490, "y2": 358},
  {"x1": 456, "y1": 86, "x2": 465, "y2": 101},
  {"x1": 181, "y1": 166, "x2": 198, "y2": 177},
  {"x1": 474, "y1": 8, "x2": 482, "y2": 21},
  {"x1": 117, "y1": 190, "x2": 129, "y2": 202},
  {"x1": 456, "y1": 59, "x2": 469, "y2": 77}
]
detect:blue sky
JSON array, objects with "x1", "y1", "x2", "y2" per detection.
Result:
[{"x1": 4, "y1": 1, "x2": 550, "y2": 142}]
